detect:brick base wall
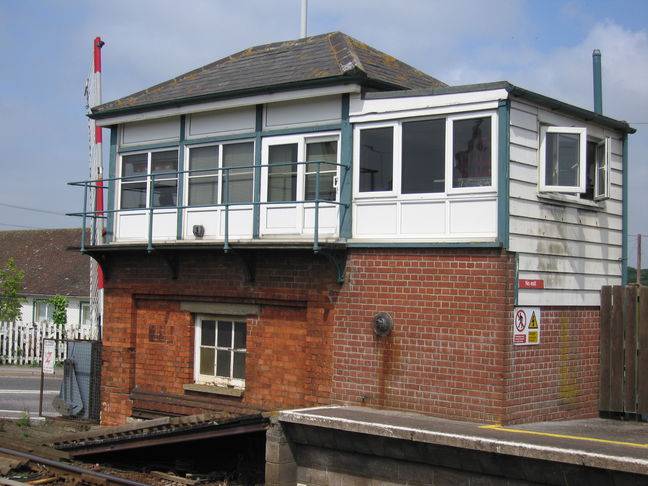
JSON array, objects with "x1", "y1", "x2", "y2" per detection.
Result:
[
  {"x1": 98, "y1": 247, "x2": 599, "y2": 426},
  {"x1": 504, "y1": 308, "x2": 599, "y2": 424},
  {"x1": 331, "y1": 248, "x2": 515, "y2": 424}
]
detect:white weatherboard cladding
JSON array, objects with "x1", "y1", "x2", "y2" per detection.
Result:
[
  {"x1": 121, "y1": 117, "x2": 180, "y2": 146},
  {"x1": 264, "y1": 96, "x2": 341, "y2": 129},
  {"x1": 187, "y1": 107, "x2": 255, "y2": 138},
  {"x1": 508, "y1": 100, "x2": 624, "y2": 306}
]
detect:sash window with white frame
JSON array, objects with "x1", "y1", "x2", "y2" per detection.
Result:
[
  {"x1": 195, "y1": 315, "x2": 246, "y2": 388},
  {"x1": 187, "y1": 141, "x2": 254, "y2": 206},
  {"x1": 120, "y1": 149, "x2": 179, "y2": 209}
]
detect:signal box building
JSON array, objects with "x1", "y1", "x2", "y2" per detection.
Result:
[{"x1": 77, "y1": 32, "x2": 634, "y2": 427}]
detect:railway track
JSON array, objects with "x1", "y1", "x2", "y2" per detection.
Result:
[{"x1": 0, "y1": 447, "x2": 152, "y2": 486}]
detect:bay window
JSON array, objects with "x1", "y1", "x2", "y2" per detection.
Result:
[{"x1": 356, "y1": 113, "x2": 495, "y2": 196}]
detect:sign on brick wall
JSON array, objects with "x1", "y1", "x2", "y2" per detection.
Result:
[{"x1": 513, "y1": 307, "x2": 541, "y2": 345}]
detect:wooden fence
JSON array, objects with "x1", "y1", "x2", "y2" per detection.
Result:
[
  {"x1": 0, "y1": 320, "x2": 92, "y2": 365},
  {"x1": 600, "y1": 285, "x2": 648, "y2": 415}
]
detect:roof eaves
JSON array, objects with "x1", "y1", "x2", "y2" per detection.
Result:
[
  {"x1": 89, "y1": 74, "x2": 411, "y2": 120},
  {"x1": 365, "y1": 81, "x2": 635, "y2": 134},
  {"x1": 505, "y1": 84, "x2": 636, "y2": 134},
  {"x1": 90, "y1": 76, "x2": 370, "y2": 120}
]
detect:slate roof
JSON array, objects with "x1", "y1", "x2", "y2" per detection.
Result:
[
  {"x1": 92, "y1": 31, "x2": 446, "y2": 117},
  {"x1": 0, "y1": 229, "x2": 89, "y2": 297}
]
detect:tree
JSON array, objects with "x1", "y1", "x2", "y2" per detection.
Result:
[
  {"x1": 0, "y1": 257, "x2": 24, "y2": 322},
  {"x1": 48, "y1": 294, "x2": 68, "y2": 338}
]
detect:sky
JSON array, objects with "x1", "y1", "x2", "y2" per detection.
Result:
[{"x1": 1, "y1": 0, "x2": 647, "y2": 265}]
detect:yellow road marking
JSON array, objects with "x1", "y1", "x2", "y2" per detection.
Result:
[{"x1": 480, "y1": 424, "x2": 648, "y2": 449}]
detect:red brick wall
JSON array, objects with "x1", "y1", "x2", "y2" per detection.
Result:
[
  {"x1": 331, "y1": 248, "x2": 516, "y2": 424},
  {"x1": 99, "y1": 247, "x2": 599, "y2": 426},
  {"x1": 504, "y1": 308, "x2": 600, "y2": 424},
  {"x1": 99, "y1": 251, "x2": 337, "y2": 425}
]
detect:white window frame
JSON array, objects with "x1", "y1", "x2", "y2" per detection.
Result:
[
  {"x1": 184, "y1": 140, "x2": 255, "y2": 207},
  {"x1": 33, "y1": 300, "x2": 53, "y2": 323},
  {"x1": 79, "y1": 301, "x2": 91, "y2": 326},
  {"x1": 539, "y1": 126, "x2": 587, "y2": 194},
  {"x1": 354, "y1": 111, "x2": 497, "y2": 198},
  {"x1": 594, "y1": 136, "x2": 611, "y2": 200},
  {"x1": 354, "y1": 122, "x2": 399, "y2": 198},
  {"x1": 194, "y1": 315, "x2": 247, "y2": 388},
  {"x1": 446, "y1": 112, "x2": 497, "y2": 194},
  {"x1": 118, "y1": 148, "x2": 179, "y2": 209},
  {"x1": 260, "y1": 132, "x2": 341, "y2": 203}
]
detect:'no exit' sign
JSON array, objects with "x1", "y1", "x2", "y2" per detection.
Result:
[{"x1": 519, "y1": 279, "x2": 544, "y2": 289}]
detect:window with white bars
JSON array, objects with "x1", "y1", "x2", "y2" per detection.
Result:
[{"x1": 194, "y1": 315, "x2": 246, "y2": 388}]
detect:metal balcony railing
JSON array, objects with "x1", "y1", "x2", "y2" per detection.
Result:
[{"x1": 69, "y1": 160, "x2": 348, "y2": 253}]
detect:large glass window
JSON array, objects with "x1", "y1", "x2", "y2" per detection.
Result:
[
  {"x1": 187, "y1": 142, "x2": 254, "y2": 206},
  {"x1": 452, "y1": 117, "x2": 492, "y2": 188},
  {"x1": 120, "y1": 149, "x2": 178, "y2": 209},
  {"x1": 357, "y1": 114, "x2": 494, "y2": 196},
  {"x1": 359, "y1": 127, "x2": 393, "y2": 192},
  {"x1": 196, "y1": 316, "x2": 246, "y2": 387},
  {"x1": 402, "y1": 119, "x2": 445, "y2": 194}
]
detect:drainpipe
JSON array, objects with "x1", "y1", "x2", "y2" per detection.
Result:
[{"x1": 593, "y1": 49, "x2": 603, "y2": 115}]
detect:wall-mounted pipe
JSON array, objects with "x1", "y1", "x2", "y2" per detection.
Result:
[{"x1": 593, "y1": 49, "x2": 603, "y2": 114}]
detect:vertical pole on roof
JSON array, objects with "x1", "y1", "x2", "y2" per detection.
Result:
[
  {"x1": 593, "y1": 49, "x2": 603, "y2": 115},
  {"x1": 300, "y1": 0, "x2": 308, "y2": 38}
]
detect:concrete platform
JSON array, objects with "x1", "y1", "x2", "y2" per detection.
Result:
[{"x1": 279, "y1": 406, "x2": 648, "y2": 480}]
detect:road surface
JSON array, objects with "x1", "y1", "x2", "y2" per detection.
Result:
[{"x1": 0, "y1": 365, "x2": 62, "y2": 421}]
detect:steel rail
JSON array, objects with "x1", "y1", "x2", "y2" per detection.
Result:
[{"x1": 0, "y1": 447, "x2": 153, "y2": 486}]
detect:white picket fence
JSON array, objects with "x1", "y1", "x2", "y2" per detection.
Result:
[{"x1": 0, "y1": 320, "x2": 92, "y2": 365}]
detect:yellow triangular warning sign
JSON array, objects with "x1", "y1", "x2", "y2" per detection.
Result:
[{"x1": 529, "y1": 311, "x2": 539, "y2": 329}]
